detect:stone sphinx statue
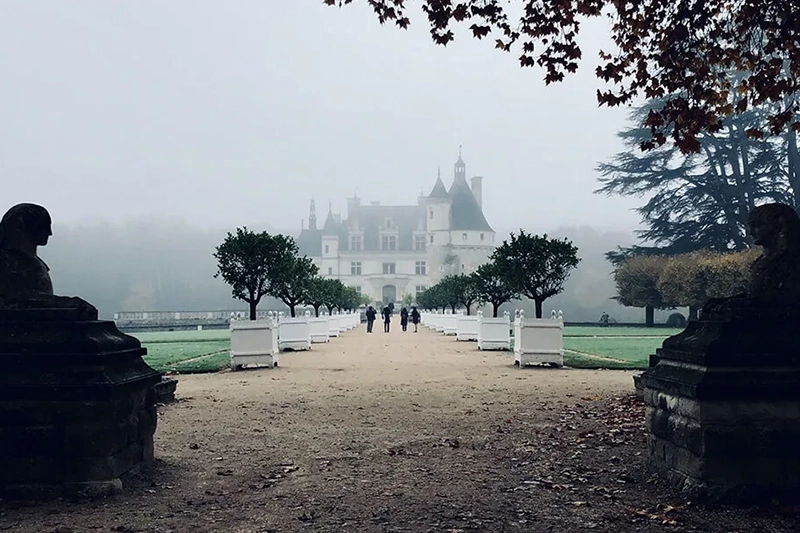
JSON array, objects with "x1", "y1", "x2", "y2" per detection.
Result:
[
  {"x1": 0, "y1": 203, "x2": 97, "y2": 320},
  {"x1": 701, "y1": 202, "x2": 800, "y2": 318},
  {"x1": 642, "y1": 203, "x2": 800, "y2": 504},
  {"x1": 0, "y1": 204, "x2": 162, "y2": 500}
]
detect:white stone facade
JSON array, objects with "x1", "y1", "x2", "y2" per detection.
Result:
[{"x1": 296, "y1": 153, "x2": 497, "y2": 306}]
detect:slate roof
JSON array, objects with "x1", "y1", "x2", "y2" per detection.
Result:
[
  {"x1": 427, "y1": 176, "x2": 449, "y2": 199},
  {"x1": 296, "y1": 229, "x2": 322, "y2": 257},
  {"x1": 448, "y1": 176, "x2": 494, "y2": 232}
]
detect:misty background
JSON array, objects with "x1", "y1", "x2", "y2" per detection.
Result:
[{"x1": 1, "y1": 1, "x2": 659, "y2": 322}]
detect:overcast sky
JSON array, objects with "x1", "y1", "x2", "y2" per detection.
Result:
[{"x1": 0, "y1": 1, "x2": 644, "y2": 234}]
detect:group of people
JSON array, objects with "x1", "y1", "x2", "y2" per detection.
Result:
[{"x1": 365, "y1": 304, "x2": 420, "y2": 333}]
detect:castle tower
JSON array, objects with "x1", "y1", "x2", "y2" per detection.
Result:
[{"x1": 309, "y1": 198, "x2": 317, "y2": 230}]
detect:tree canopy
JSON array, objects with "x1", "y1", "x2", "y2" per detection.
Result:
[
  {"x1": 613, "y1": 249, "x2": 756, "y2": 324},
  {"x1": 325, "y1": 0, "x2": 800, "y2": 153},
  {"x1": 492, "y1": 231, "x2": 580, "y2": 318},
  {"x1": 474, "y1": 261, "x2": 519, "y2": 317},
  {"x1": 597, "y1": 97, "x2": 799, "y2": 255},
  {"x1": 214, "y1": 229, "x2": 319, "y2": 319},
  {"x1": 213, "y1": 228, "x2": 295, "y2": 320}
]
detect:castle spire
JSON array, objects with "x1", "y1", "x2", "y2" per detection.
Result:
[
  {"x1": 309, "y1": 198, "x2": 317, "y2": 230},
  {"x1": 454, "y1": 146, "x2": 466, "y2": 183}
]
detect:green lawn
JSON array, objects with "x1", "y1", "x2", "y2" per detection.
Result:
[
  {"x1": 129, "y1": 329, "x2": 231, "y2": 374},
  {"x1": 563, "y1": 326, "x2": 682, "y2": 338},
  {"x1": 563, "y1": 336, "x2": 665, "y2": 370}
]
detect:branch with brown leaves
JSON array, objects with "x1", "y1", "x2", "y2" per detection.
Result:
[{"x1": 324, "y1": 0, "x2": 800, "y2": 153}]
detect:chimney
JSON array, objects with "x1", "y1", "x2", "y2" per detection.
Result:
[{"x1": 471, "y1": 176, "x2": 483, "y2": 209}]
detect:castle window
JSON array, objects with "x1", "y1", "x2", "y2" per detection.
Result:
[
  {"x1": 325, "y1": 244, "x2": 329, "y2": 254},
  {"x1": 430, "y1": 234, "x2": 434, "y2": 244},
  {"x1": 462, "y1": 233, "x2": 467, "y2": 241},
  {"x1": 415, "y1": 261, "x2": 427, "y2": 275},
  {"x1": 429, "y1": 209, "x2": 434, "y2": 219},
  {"x1": 480, "y1": 233, "x2": 484, "y2": 241},
  {"x1": 385, "y1": 218, "x2": 392, "y2": 229},
  {"x1": 328, "y1": 267, "x2": 332, "y2": 275},
  {"x1": 415, "y1": 285, "x2": 426, "y2": 296},
  {"x1": 381, "y1": 235, "x2": 397, "y2": 251},
  {"x1": 350, "y1": 235, "x2": 362, "y2": 251},
  {"x1": 350, "y1": 262, "x2": 362, "y2": 275},
  {"x1": 414, "y1": 235, "x2": 426, "y2": 251},
  {"x1": 382, "y1": 262, "x2": 396, "y2": 274}
]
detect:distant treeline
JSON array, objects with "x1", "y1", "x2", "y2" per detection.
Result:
[{"x1": 41, "y1": 218, "x2": 672, "y2": 324}]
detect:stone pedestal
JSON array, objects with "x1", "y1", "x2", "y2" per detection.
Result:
[
  {"x1": 0, "y1": 309, "x2": 161, "y2": 499},
  {"x1": 640, "y1": 303, "x2": 800, "y2": 504}
]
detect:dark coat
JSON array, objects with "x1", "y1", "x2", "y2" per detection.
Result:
[{"x1": 410, "y1": 309, "x2": 420, "y2": 324}]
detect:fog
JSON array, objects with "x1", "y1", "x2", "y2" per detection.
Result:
[{"x1": 1, "y1": 1, "x2": 652, "y2": 321}]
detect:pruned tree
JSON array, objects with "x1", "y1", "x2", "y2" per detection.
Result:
[
  {"x1": 452, "y1": 273, "x2": 483, "y2": 315},
  {"x1": 613, "y1": 254, "x2": 670, "y2": 326},
  {"x1": 657, "y1": 252, "x2": 710, "y2": 320},
  {"x1": 270, "y1": 254, "x2": 319, "y2": 317},
  {"x1": 213, "y1": 228, "x2": 284, "y2": 320},
  {"x1": 304, "y1": 276, "x2": 334, "y2": 317},
  {"x1": 474, "y1": 261, "x2": 519, "y2": 317},
  {"x1": 322, "y1": 278, "x2": 345, "y2": 315},
  {"x1": 437, "y1": 275, "x2": 464, "y2": 314},
  {"x1": 492, "y1": 230, "x2": 580, "y2": 318},
  {"x1": 324, "y1": 0, "x2": 800, "y2": 153}
]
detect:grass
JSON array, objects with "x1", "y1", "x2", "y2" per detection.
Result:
[
  {"x1": 129, "y1": 329, "x2": 231, "y2": 374},
  {"x1": 563, "y1": 326, "x2": 682, "y2": 338}
]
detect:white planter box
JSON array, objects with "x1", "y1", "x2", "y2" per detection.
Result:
[
  {"x1": 278, "y1": 316, "x2": 311, "y2": 351},
  {"x1": 443, "y1": 314, "x2": 458, "y2": 336},
  {"x1": 514, "y1": 316, "x2": 564, "y2": 367},
  {"x1": 328, "y1": 314, "x2": 340, "y2": 337},
  {"x1": 230, "y1": 318, "x2": 279, "y2": 370},
  {"x1": 308, "y1": 316, "x2": 330, "y2": 343},
  {"x1": 478, "y1": 315, "x2": 511, "y2": 350},
  {"x1": 456, "y1": 315, "x2": 480, "y2": 341}
]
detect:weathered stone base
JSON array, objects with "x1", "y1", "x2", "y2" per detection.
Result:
[
  {"x1": 0, "y1": 316, "x2": 161, "y2": 499},
  {"x1": 642, "y1": 348, "x2": 800, "y2": 504},
  {"x1": 154, "y1": 376, "x2": 178, "y2": 404}
]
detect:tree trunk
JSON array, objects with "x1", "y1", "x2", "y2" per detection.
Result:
[
  {"x1": 492, "y1": 302, "x2": 500, "y2": 318},
  {"x1": 249, "y1": 300, "x2": 258, "y2": 321},
  {"x1": 534, "y1": 299, "x2": 543, "y2": 319},
  {"x1": 688, "y1": 306, "x2": 699, "y2": 321},
  {"x1": 325, "y1": 305, "x2": 334, "y2": 314},
  {"x1": 788, "y1": 130, "x2": 800, "y2": 212},
  {"x1": 313, "y1": 305, "x2": 321, "y2": 317},
  {"x1": 290, "y1": 305, "x2": 296, "y2": 318},
  {"x1": 450, "y1": 304, "x2": 456, "y2": 313},
  {"x1": 645, "y1": 305, "x2": 655, "y2": 327},
  {"x1": 465, "y1": 303, "x2": 471, "y2": 316}
]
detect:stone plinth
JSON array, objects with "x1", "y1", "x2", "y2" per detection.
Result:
[
  {"x1": 640, "y1": 303, "x2": 800, "y2": 504},
  {"x1": 0, "y1": 309, "x2": 161, "y2": 499}
]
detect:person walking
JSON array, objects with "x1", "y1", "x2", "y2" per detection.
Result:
[
  {"x1": 410, "y1": 306, "x2": 420, "y2": 332},
  {"x1": 381, "y1": 305, "x2": 392, "y2": 333},
  {"x1": 365, "y1": 306, "x2": 376, "y2": 333},
  {"x1": 400, "y1": 307, "x2": 409, "y2": 332}
]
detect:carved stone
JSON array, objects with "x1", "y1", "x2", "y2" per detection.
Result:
[
  {"x1": 0, "y1": 204, "x2": 161, "y2": 499},
  {"x1": 641, "y1": 203, "x2": 800, "y2": 504}
]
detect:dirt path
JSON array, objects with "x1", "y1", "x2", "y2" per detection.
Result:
[{"x1": 1, "y1": 325, "x2": 796, "y2": 532}]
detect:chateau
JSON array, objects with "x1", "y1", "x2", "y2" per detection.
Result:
[{"x1": 297, "y1": 152, "x2": 497, "y2": 306}]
